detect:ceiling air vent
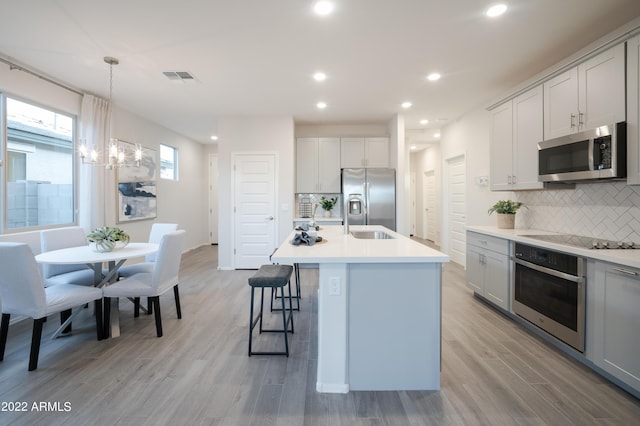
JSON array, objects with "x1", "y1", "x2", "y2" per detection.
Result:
[{"x1": 163, "y1": 71, "x2": 196, "y2": 82}]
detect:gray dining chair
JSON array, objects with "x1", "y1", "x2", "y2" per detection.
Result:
[
  {"x1": 103, "y1": 230, "x2": 185, "y2": 337},
  {"x1": 117, "y1": 223, "x2": 178, "y2": 278},
  {"x1": 40, "y1": 227, "x2": 96, "y2": 287},
  {"x1": 0, "y1": 242, "x2": 103, "y2": 371}
]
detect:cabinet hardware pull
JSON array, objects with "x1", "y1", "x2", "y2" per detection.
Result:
[
  {"x1": 570, "y1": 113, "x2": 576, "y2": 128},
  {"x1": 512, "y1": 175, "x2": 517, "y2": 184},
  {"x1": 578, "y1": 111, "x2": 584, "y2": 126},
  {"x1": 613, "y1": 267, "x2": 639, "y2": 276},
  {"x1": 508, "y1": 175, "x2": 512, "y2": 184}
]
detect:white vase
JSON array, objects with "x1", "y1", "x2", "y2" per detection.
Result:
[
  {"x1": 496, "y1": 213, "x2": 515, "y2": 229},
  {"x1": 323, "y1": 210, "x2": 332, "y2": 218}
]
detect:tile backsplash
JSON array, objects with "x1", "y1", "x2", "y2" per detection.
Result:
[{"x1": 514, "y1": 181, "x2": 640, "y2": 243}]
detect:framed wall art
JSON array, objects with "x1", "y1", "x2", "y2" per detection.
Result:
[{"x1": 116, "y1": 141, "x2": 157, "y2": 223}]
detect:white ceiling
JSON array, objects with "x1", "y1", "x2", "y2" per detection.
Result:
[{"x1": 1, "y1": 1, "x2": 639, "y2": 146}]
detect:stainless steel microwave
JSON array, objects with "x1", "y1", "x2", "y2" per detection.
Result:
[{"x1": 538, "y1": 122, "x2": 626, "y2": 182}]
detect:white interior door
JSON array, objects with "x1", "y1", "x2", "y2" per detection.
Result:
[
  {"x1": 233, "y1": 154, "x2": 276, "y2": 269},
  {"x1": 446, "y1": 155, "x2": 466, "y2": 267},
  {"x1": 209, "y1": 154, "x2": 219, "y2": 245},
  {"x1": 410, "y1": 172, "x2": 416, "y2": 236},
  {"x1": 423, "y1": 170, "x2": 436, "y2": 242}
]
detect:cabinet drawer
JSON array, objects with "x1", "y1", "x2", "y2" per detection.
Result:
[{"x1": 467, "y1": 232, "x2": 509, "y2": 255}]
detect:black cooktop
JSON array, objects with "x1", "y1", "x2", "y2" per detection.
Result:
[{"x1": 523, "y1": 234, "x2": 638, "y2": 249}]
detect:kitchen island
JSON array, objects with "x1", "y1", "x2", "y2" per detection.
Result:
[{"x1": 271, "y1": 225, "x2": 449, "y2": 393}]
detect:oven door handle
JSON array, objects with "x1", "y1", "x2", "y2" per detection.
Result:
[{"x1": 513, "y1": 257, "x2": 584, "y2": 284}]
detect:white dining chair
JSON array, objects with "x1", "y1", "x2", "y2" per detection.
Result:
[
  {"x1": 103, "y1": 230, "x2": 185, "y2": 337},
  {"x1": 117, "y1": 223, "x2": 178, "y2": 278},
  {"x1": 40, "y1": 227, "x2": 96, "y2": 287},
  {"x1": 0, "y1": 242, "x2": 103, "y2": 371}
]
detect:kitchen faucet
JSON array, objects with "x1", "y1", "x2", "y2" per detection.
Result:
[{"x1": 344, "y1": 194, "x2": 366, "y2": 235}]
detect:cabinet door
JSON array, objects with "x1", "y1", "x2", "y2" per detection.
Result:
[
  {"x1": 466, "y1": 245, "x2": 484, "y2": 293},
  {"x1": 590, "y1": 262, "x2": 640, "y2": 391},
  {"x1": 483, "y1": 250, "x2": 510, "y2": 311},
  {"x1": 490, "y1": 101, "x2": 513, "y2": 191},
  {"x1": 513, "y1": 86, "x2": 544, "y2": 190},
  {"x1": 296, "y1": 138, "x2": 318, "y2": 193},
  {"x1": 544, "y1": 68, "x2": 579, "y2": 139},
  {"x1": 578, "y1": 43, "x2": 625, "y2": 130},
  {"x1": 341, "y1": 137, "x2": 365, "y2": 168},
  {"x1": 317, "y1": 138, "x2": 341, "y2": 193},
  {"x1": 628, "y1": 35, "x2": 640, "y2": 185},
  {"x1": 365, "y1": 137, "x2": 389, "y2": 168}
]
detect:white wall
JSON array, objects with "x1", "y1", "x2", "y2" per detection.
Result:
[
  {"x1": 440, "y1": 108, "x2": 508, "y2": 230},
  {"x1": 109, "y1": 107, "x2": 209, "y2": 251},
  {"x1": 0, "y1": 61, "x2": 209, "y2": 252},
  {"x1": 217, "y1": 116, "x2": 295, "y2": 269}
]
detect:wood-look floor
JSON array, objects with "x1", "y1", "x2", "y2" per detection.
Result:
[{"x1": 1, "y1": 243, "x2": 639, "y2": 425}]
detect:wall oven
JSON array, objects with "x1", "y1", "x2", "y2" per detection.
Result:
[{"x1": 512, "y1": 243, "x2": 586, "y2": 352}]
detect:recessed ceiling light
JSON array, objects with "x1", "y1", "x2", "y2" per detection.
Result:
[
  {"x1": 486, "y1": 4, "x2": 507, "y2": 17},
  {"x1": 316, "y1": 101, "x2": 327, "y2": 109},
  {"x1": 313, "y1": 71, "x2": 327, "y2": 81},
  {"x1": 410, "y1": 145, "x2": 417, "y2": 150},
  {"x1": 314, "y1": 1, "x2": 334, "y2": 16},
  {"x1": 427, "y1": 73, "x2": 441, "y2": 82},
  {"x1": 210, "y1": 135, "x2": 218, "y2": 141},
  {"x1": 434, "y1": 132, "x2": 441, "y2": 138},
  {"x1": 401, "y1": 102, "x2": 412, "y2": 109},
  {"x1": 420, "y1": 119, "x2": 429, "y2": 125}
]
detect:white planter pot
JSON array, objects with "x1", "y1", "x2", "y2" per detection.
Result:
[
  {"x1": 323, "y1": 210, "x2": 332, "y2": 218},
  {"x1": 496, "y1": 213, "x2": 515, "y2": 229}
]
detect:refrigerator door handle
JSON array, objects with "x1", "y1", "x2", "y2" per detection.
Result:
[{"x1": 365, "y1": 182, "x2": 370, "y2": 223}]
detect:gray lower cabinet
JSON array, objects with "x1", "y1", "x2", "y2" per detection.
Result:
[
  {"x1": 587, "y1": 260, "x2": 640, "y2": 392},
  {"x1": 466, "y1": 231, "x2": 510, "y2": 311}
]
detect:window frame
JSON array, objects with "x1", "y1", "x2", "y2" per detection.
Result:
[
  {"x1": 159, "y1": 143, "x2": 179, "y2": 181},
  {"x1": 0, "y1": 92, "x2": 78, "y2": 233}
]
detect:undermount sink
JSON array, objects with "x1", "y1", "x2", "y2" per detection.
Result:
[{"x1": 350, "y1": 230, "x2": 394, "y2": 240}]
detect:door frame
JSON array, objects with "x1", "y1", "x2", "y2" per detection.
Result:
[
  {"x1": 230, "y1": 151, "x2": 279, "y2": 269},
  {"x1": 423, "y1": 169, "x2": 436, "y2": 242},
  {"x1": 443, "y1": 152, "x2": 466, "y2": 267},
  {"x1": 209, "y1": 154, "x2": 219, "y2": 245}
]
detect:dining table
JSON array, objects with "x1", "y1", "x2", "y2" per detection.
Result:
[{"x1": 35, "y1": 242, "x2": 158, "y2": 338}]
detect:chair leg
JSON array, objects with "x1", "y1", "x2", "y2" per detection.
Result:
[
  {"x1": 0, "y1": 313, "x2": 10, "y2": 362},
  {"x1": 147, "y1": 298, "x2": 153, "y2": 315},
  {"x1": 173, "y1": 285, "x2": 182, "y2": 319},
  {"x1": 152, "y1": 296, "x2": 163, "y2": 337},
  {"x1": 60, "y1": 309, "x2": 72, "y2": 334},
  {"x1": 134, "y1": 297, "x2": 141, "y2": 318},
  {"x1": 29, "y1": 318, "x2": 45, "y2": 371},
  {"x1": 103, "y1": 297, "x2": 111, "y2": 338},
  {"x1": 94, "y1": 300, "x2": 104, "y2": 341}
]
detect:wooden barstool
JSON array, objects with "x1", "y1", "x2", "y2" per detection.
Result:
[{"x1": 248, "y1": 264, "x2": 294, "y2": 357}]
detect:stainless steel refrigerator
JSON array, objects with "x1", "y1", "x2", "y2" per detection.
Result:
[{"x1": 341, "y1": 168, "x2": 396, "y2": 231}]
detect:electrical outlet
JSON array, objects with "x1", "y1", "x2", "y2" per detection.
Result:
[{"x1": 329, "y1": 277, "x2": 341, "y2": 296}]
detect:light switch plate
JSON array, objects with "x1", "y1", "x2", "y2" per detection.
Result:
[{"x1": 329, "y1": 277, "x2": 341, "y2": 296}]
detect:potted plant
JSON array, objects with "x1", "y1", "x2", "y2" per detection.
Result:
[
  {"x1": 319, "y1": 196, "x2": 338, "y2": 218},
  {"x1": 488, "y1": 200, "x2": 523, "y2": 229},
  {"x1": 86, "y1": 226, "x2": 130, "y2": 252}
]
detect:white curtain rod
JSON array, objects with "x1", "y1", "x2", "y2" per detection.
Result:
[{"x1": 0, "y1": 56, "x2": 84, "y2": 96}]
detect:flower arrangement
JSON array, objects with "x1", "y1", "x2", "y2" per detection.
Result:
[
  {"x1": 319, "y1": 196, "x2": 338, "y2": 212},
  {"x1": 86, "y1": 226, "x2": 130, "y2": 252},
  {"x1": 487, "y1": 200, "x2": 523, "y2": 215}
]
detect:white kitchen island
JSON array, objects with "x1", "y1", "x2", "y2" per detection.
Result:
[{"x1": 271, "y1": 225, "x2": 449, "y2": 393}]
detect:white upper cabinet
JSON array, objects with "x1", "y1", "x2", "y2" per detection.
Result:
[
  {"x1": 296, "y1": 137, "x2": 341, "y2": 193},
  {"x1": 340, "y1": 137, "x2": 389, "y2": 168},
  {"x1": 490, "y1": 86, "x2": 544, "y2": 191},
  {"x1": 544, "y1": 43, "x2": 625, "y2": 139},
  {"x1": 627, "y1": 35, "x2": 640, "y2": 185}
]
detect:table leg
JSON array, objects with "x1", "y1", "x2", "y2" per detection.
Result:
[{"x1": 109, "y1": 297, "x2": 120, "y2": 338}]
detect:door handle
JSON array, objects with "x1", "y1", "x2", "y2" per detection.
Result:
[{"x1": 265, "y1": 216, "x2": 274, "y2": 220}]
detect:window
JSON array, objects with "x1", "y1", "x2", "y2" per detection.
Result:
[
  {"x1": 160, "y1": 144, "x2": 178, "y2": 180},
  {"x1": 1, "y1": 96, "x2": 75, "y2": 230}
]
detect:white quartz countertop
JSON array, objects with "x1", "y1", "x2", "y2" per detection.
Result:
[
  {"x1": 467, "y1": 225, "x2": 640, "y2": 269},
  {"x1": 272, "y1": 225, "x2": 450, "y2": 264}
]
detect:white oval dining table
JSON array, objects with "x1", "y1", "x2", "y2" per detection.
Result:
[{"x1": 35, "y1": 242, "x2": 158, "y2": 338}]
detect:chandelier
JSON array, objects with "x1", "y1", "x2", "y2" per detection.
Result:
[{"x1": 79, "y1": 56, "x2": 142, "y2": 169}]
